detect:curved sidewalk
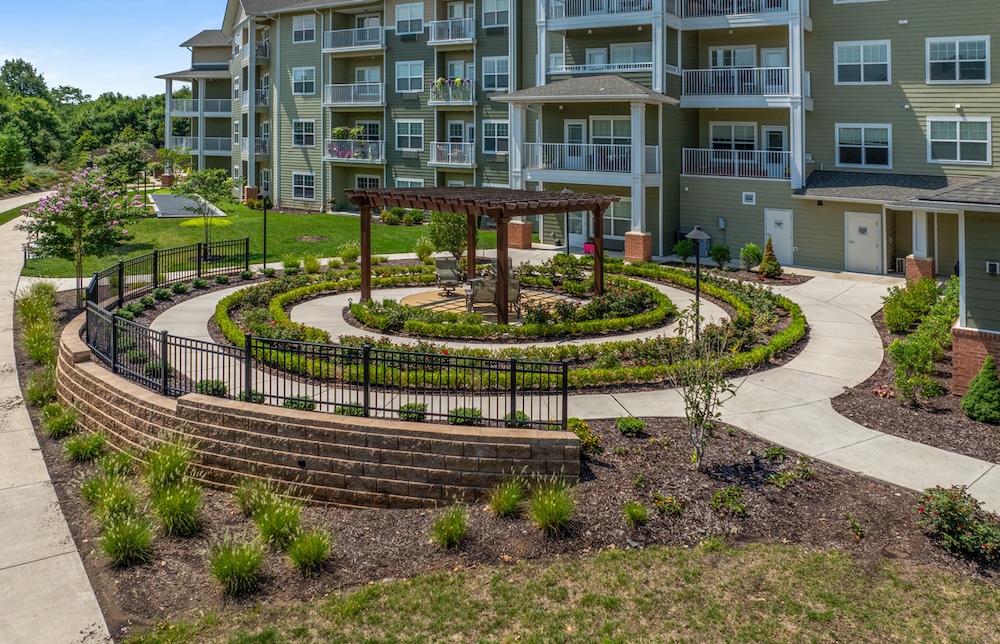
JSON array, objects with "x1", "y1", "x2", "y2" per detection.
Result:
[{"x1": 0, "y1": 193, "x2": 110, "y2": 643}]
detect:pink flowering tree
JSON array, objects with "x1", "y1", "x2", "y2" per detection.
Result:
[{"x1": 17, "y1": 168, "x2": 145, "y2": 308}]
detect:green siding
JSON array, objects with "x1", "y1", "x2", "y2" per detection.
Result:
[
  {"x1": 890, "y1": 209, "x2": 912, "y2": 263},
  {"x1": 936, "y1": 212, "x2": 959, "y2": 277},
  {"x1": 965, "y1": 212, "x2": 1000, "y2": 331}
]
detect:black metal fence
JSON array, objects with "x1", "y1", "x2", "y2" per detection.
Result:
[{"x1": 83, "y1": 240, "x2": 568, "y2": 430}]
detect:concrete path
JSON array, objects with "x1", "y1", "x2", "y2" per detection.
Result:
[{"x1": 0, "y1": 193, "x2": 110, "y2": 643}]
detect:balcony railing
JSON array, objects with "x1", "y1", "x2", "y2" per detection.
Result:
[
  {"x1": 324, "y1": 139, "x2": 386, "y2": 163},
  {"x1": 323, "y1": 27, "x2": 384, "y2": 51},
  {"x1": 256, "y1": 43, "x2": 270, "y2": 58},
  {"x1": 682, "y1": 148, "x2": 790, "y2": 179},
  {"x1": 430, "y1": 142, "x2": 475, "y2": 166},
  {"x1": 323, "y1": 83, "x2": 385, "y2": 106},
  {"x1": 241, "y1": 138, "x2": 250, "y2": 155},
  {"x1": 170, "y1": 136, "x2": 196, "y2": 151},
  {"x1": 169, "y1": 137, "x2": 232, "y2": 153},
  {"x1": 548, "y1": 0, "x2": 652, "y2": 19},
  {"x1": 428, "y1": 18, "x2": 475, "y2": 44},
  {"x1": 241, "y1": 91, "x2": 250, "y2": 108},
  {"x1": 255, "y1": 139, "x2": 270, "y2": 155},
  {"x1": 681, "y1": 0, "x2": 787, "y2": 17},
  {"x1": 683, "y1": 67, "x2": 789, "y2": 96},
  {"x1": 548, "y1": 61, "x2": 652, "y2": 75},
  {"x1": 429, "y1": 81, "x2": 475, "y2": 105},
  {"x1": 255, "y1": 89, "x2": 269, "y2": 107},
  {"x1": 170, "y1": 98, "x2": 195, "y2": 113},
  {"x1": 523, "y1": 143, "x2": 660, "y2": 174},
  {"x1": 241, "y1": 45, "x2": 250, "y2": 61},
  {"x1": 204, "y1": 98, "x2": 232, "y2": 113}
]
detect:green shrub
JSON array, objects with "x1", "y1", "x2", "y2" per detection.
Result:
[
  {"x1": 123, "y1": 349, "x2": 147, "y2": 364},
  {"x1": 101, "y1": 515, "x2": 155, "y2": 567},
  {"x1": 192, "y1": 277, "x2": 209, "y2": 289},
  {"x1": 487, "y1": 478, "x2": 526, "y2": 518},
  {"x1": 710, "y1": 486, "x2": 748, "y2": 517},
  {"x1": 210, "y1": 537, "x2": 265, "y2": 595},
  {"x1": 255, "y1": 497, "x2": 302, "y2": 550},
  {"x1": 171, "y1": 282, "x2": 189, "y2": 295},
  {"x1": 287, "y1": 529, "x2": 332, "y2": 574},
  {"x1": 567, "y1": 417, "x2": 601, "y2": 455},
  {"x1": 623, "y1": 500, "x2": 650, "y2": 529},
  {"x1": 153, "y1": 287, "x2": 172, "y2": 301},
  {"x1": 328, "y1": 258, "x2": 342, "y2": 269},
  {"x1": 283, "y1": 396, "x2": 317, "y2": 412},
  {"x1": 448, "y1": 407, "x2": 482, "y2": 426},
  {"x1": 504, "y1": 410, "x2": 532, "y2": 428},
  {"x1": 114, "y1": 309, "x2": 136, "y2": 322},
  {"x1": 100, "y1": 451, "x2": 134, "y2": 478},
  {"x1": 140, "y1": 294, "x2": 157, "y2": 307},
  {"x1": 196, "y1": 379, "x2": 228, "y2": 398},
  {"x1": 43, "y1": 407, "x2": 78, "y2": 439},
  {"x1": 334, "y1": 403, "x2": 365, "y2": 416},
  {"x1": 380, "y1": 210, "x2": 402, "y2": 225},
  {"x1": 239, "y1": 270, "x2": 255, "y2": 280},
  {"x1": 883, "y1": 278, "x2": 940, "y2": 333},
  {"x1": 214, "y1": 274, "x2": 230, "y2": 285},
  {"x1": 616, "y1": 416, "x2": 645, "y2": 438},
  {"x1": 22, "y1": 320, "x2": 56, "y2": 365},
  {"x1": 282, "y1": 256, "x2": 300, "y2": 275},
  {"x1": 918, "y1": 486, "x2": 1000, "y2": 561},
  {"x1": 709, "y1": 244, "x2": 731, "y2": 269},
  {"x1": 152, "y1": 480, "x2": 202, "y2": 537},
  {"x1": 24, "y1": 367, "x2": 56, "y2": 406},
  {"x1": 399, "y1": 402, "x2": 428, "y2": 422},
  {"x1": 238, "y1": 389, "x2": 266, "y2": 404},
  {"x1": 302, "y1": 255, "x2": 322, "y2": 274},
  {"x1": 144, "y1": 360, "x2": 170, "y2": 379},
  {"x1": 145, "y1": 441, "x2": 193, "y2": 493},
  {"x1": 234, "y1": 478, "x2": 280, "y2": 518},
  {"x1": 261, "y1": 268, "x2": 276, "y2": 279},
  {"x1": 15, "y1": 282, "x2": 56, "y2": 326},
  {"x1": 673, "y1": 239, "x2": 695, "y2": 266},
  {"x1": 652, "y1": 491, "x2": 684, "y2": 516},
  {"x1": 125, "y1": 301, "x2": 145, "y2": 315},
  {"x1": 80, "y1": 471, "x2": 123, "y2": 507},
  {"x1": 403, "y1": 209, "x2": 425, "y2": 225},
  {"x1": 961, "y1": 355, "x2": 1000, "y2": 424},
  {"x1": 594, "y1": 352, "x2": 622, "y2": 370},
  {"x1": 339, "y1": 240, "x2": 361, "y2": 264},
  {"x1": 887, "y1": 337, "x2": 942, "y2": 404},
  {"x1": 740, "y1": 243, "x2": 763, "y2": 271},
  {"x1": 65, "y1": 432, "x2": 106, "y2": 463},
  {"x1": 759, "y1": 237, "x2": 783, "y2": 278},
  {"x1": 414, "y1": 236, "x2": 435, "y2": 264},
  {"x1": 431, "y1": 504, "x2": 468, "y2": 549},
  {"x1": 528, "y1": 476, "x2": 575, "y2": 535}
]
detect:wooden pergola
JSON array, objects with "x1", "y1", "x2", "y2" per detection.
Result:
[{"x1": 345, "y1": 187, "x2": 620, "y2": 325}]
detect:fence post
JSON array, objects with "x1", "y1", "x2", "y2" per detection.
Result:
[
  {"x1": 86, "y1": 271, "x2": 98, "y2": 306},
  {"x1": 244, "y1": 333, "x2": 253, "y2": 403},
  {"x1": 152, "y1": 250, "x2": 159, "y2": 289},
  {"x1": 197, "y1": 243, "x2": 203, "y2": 278},
  {"x1": 509, "y1": 357, "x2": 518, "y2": 424},
  {"x1": 362, "y1": 344, "x2": 371, "y2": 417},
  {"x1": 244, "y1": 237, "x2": 251, "y2": 272},
  {"x1": 562, "y1": 360, "x2": 569, "y2": 431},
  {"x1": 116, "y1": 260, "x2": 125, "y2": 309},
  {"x1": 110, "y1": 315, "x2": 119, "y2": 375},
  {"x1": 160, "y1": 330, "x2": 169, "y2": 395}
]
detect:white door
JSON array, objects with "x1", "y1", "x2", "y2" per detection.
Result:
[
  {"x1": 764, "y1": 209, "x2": 793, "y2": 266},
  {"x1": 448, "y1": 121, "x2": 465, "y2": 143},
  {"x1": 761, "y1": 48, "x2": 788, "y2": 93},
  {"x1": 565, "y1": 120, "x2": 586, "y2": 170},
  {"x1": 447, "y1": 1, "x2": 463, "y2": 18},
  {"x1": 761, "y1": 126, "x2": 787, "y2": 178},
  {"x1": 846, "y1": 212, "x2": 881, "y2": 273},
  {"x1": 568, "y1": 212, "x2": 589, "y2": 248}
]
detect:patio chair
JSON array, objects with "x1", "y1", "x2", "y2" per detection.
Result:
[
  {"x1": 505, "y1": 277, "x2": 522, "y2": 318},
  {"x1": 435, "y1": 257, "x2": 462, "y2": 295},
  {"x1": 465, "y1": 278, "x2": 496, "y2": 313}
]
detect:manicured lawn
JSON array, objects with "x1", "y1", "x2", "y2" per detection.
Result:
[
  {"x1": 126, "y1": 543, "x2": 1000, "y2": 643},
  {"x1": 22, "y1": 201, "x2": 497, "y2": 278},
  {"x1": 0, "y1": 204, "x2": 25, "y2": 227}
]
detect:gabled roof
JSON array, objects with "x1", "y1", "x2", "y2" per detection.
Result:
[
  {"x1": 492, "y1": 75, "x2": 678, "y2": 105},
  {"x1": 793, "y1": 171, "x2": 978, "y2": 204},
  {"x1": 180, "y1": 30, "x2": 230, "y2": 47},
  {"x1": 910, "y1": 175, "x2": 1000, "y2": 210}
]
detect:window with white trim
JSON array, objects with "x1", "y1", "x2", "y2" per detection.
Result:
[
  {"x1": 927, "y1": 117, "x2": 991, "y2": 164},
  {"x1": 232, "y1": 122, "x2": 241, "y2": 144},
  {"x1": 259, "y1": 169, "x2": 270, "y2": 193},
  {"x1": 396, "y1": 3, "x2": 423, "y2": 35},
  {"x1": 602, "y1": 198, "x2": 631, "y2": 238},
  {"x1": 292, "y1": 173, "x2": 315, "y2": 200},
  {"x1": 483, "y1": 120, "x2": 509, "y2": 154},
  {"x1": 835, "y1": 41, "x2": 890, "y2": 84},
  {"x1": 927, "y1": 36, "x2": 989, "y2": 83},
  {"x1": 232, "y1": 166, "x2": 241, "y2": 180},
  {"x1": 836, "y1": 124, "x2": 891, "y2": 167},
  {"x1": 292, "y1": 67, "x2": 315, "y2": 95},
  {"x1": 396, "y1": 120, "x2": 424, "y2": 151},
  {"x1": 292, "y1": 120, "x2": 315, "y2": 147},
  {"x1": 395, "y1": 61, "x2": 424, "y2": 92},
  {"x1": 710, "y1": 123, "x2": 755, "y2": 150},
  {"x1": 356, "y1": 176, "x2": 380, "y2": 189},
  {"x1": 292, "y1": 15, "x2": 315, "y2": 43},
  {"x1": 396, "y1": 177, "x2": 424, "y2": 188},
  {"x1": 610, "y1": 43, "x2": 653, "y2": 66},
  {"x1": 483, "y1": 0, "x2": 509, "y2": 28},
  {"x1": 356, "y1": 121, "x2": 380, "y2": 141},
  {"x1": 482, "y1": 56, "x2": 509, "y2": 91},
  {"x1": 709, "y1": 46, "x2": 755, "y2": 68}
]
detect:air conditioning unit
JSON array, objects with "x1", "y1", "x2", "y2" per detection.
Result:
[
  {"x1": 894, "y1": 257, "x2": 906, "y2": 274},
  {"x1": 987, "y1": 261, "x2": 1000, "y2": 275}
]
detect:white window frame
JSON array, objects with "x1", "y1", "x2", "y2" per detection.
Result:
[
  {"x1": 292, "y1": 172, "x2": 315, "y2": 200},
  {"x1": 292, "y1": 15, "x2": 316, "y2": 43},
  {"x1": 709, "y1": 121, "x2": 757, "y2": 151},
  {"x1": 602, "y1": 198, "x2": 632, "y2": 240},
  {"x1": 926, "y1": 36, "x2": 990, "y2": 84},
  {"x1": 292, "y1": 120, "x2": 315, "y2": 148},
  {"x1": 396, "y1": 177, "x2": 425, "y2": 188},
  {"x1": 590, "y1": 116, "x2": 632, "y2": 146},
  {"x1": 926, "y1": 116, "x2": 992, "y2": 165},
  {"x1": 395, "y1": 61, "x2": 424, "y2": 93},
  {"x1": 610, "y1": 42, "x2": 653, "y2": 66},
  {"x1": 483, "y1": 120, "x2": 509, "y2": 155},
  {"x1": 709, "y1": 45, "x2": 756, "y2": 69},
  {"x1": 834, "y1": 40, "x2": 891, "y2": 85},
  {"x1": 835, "y1": 123, "x2": 892, "y2": 169},
  {"x1": 232, "y1": 122, "x2": 241, "y2": 144},
  {"x1": 356, "y1": 175, "x2": 381, "y2": 190},
  {"x1": 356, "y1": 120, "x2": 381, "y2": 141},
  {"x1": 483, "y1": 0, "x2": 509, "y2": 28},
  {"x1": 482, "y1": 56, "x2": 509, "y2": 91},
  {"x1": 396, "y1": 3, "x2": 424, "y2": 35},
  {"x1": 259, "y1": 169, "x2": 270, "y2": 193},
  {"x1": 292, "y1": 67, "x2": 315, "y2": 95},
  {"x1": 396, "y1": 119, "x2": 424, "y2": 151},
  {"x1": 232, "y1": 165, "x2": 241, "y2": 180}
]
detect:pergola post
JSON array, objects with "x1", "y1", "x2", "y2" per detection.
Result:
[
  {"x1": 496, "y1": 216, "x2": 510, "y2": 326},
  {"x1": 466, "y1": 213, "x2": 477, "y2": 281},
  {"x1": 360, "y1": 203, "x2": 372, "y2": 302},
  {"x1": 592, "y1": 206, "x2": 605, "y2": 296}
]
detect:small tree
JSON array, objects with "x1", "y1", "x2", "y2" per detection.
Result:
[
  {"x1": 16, "y1": 168, "x2": 145, "y2": 307},
  {"x1": 99, "y1": 140, "x2": 146, "y2": 188},
  {"x1": 709, "y1": 244, "x2": 731, "y2": 270},
  {"x1": 673, "y1": 239, "x2": 694, "y2": 267},
  {"x1": 429, "y1": 210, "x2": 470, "y2": 259},
  {"x1": 157, "y1": 147, "x2": 191, "y2": 175},
  {"x1": 0, "y1": 130, "x2": 26, "y2": 180},
  {"x1": 962, "y1": 355, "x2": 1000, "y2": 425},
  {"x1": 759, "y1": 237, "x2": 783, "y2": 278},
  {"x1": 740, "y1": 242, "x2": 763, "y2": 271},
  {"x1": 172, "y1": 168, "x2": 234, "y2": 255}
]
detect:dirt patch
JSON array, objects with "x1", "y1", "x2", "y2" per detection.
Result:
[{"x1": 297, "y1": 236, "x2": 326, "y2": 243}]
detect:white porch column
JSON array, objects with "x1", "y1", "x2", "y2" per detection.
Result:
[
  {"x1": 247, "y1": 23, "x2": 257, "y2": 189},
  {"x1": 913, "y1": 211, "x2": 929, "y2": 258},
  {"x1": 510, "y1": 103, "x2": 527, "y2": 189},
  {"x1": 196, "y1": 79, "x2": 205, "y2": 171},
  {"x1": 536, "y1": 0, "x2": 548, "y2": 88},
  {"x1": 651, "y1": 0, "x2": 665, "y2": 93},
  {"x1": 164, "y1": 79, "x2": 173, "y2": 152},
  {"x1": 630, "y1": 101, "x2": 645, "y2": 231},
  {"x1": 788, "y1": 0, "x2": 806, "y2": 189}
]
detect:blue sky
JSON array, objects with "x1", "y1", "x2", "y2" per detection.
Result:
[{"x1": 0, "y1": 1, "x2": 226, "y2": 98}]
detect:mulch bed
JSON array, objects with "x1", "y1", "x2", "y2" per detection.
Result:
[
  {"x1": 659, "y1": 261, "x2": 813, "y2": 286},
  {"x1": 831, "y1": 310, "x2": 1000, "y2": 463}
]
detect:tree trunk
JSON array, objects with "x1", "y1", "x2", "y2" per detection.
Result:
[{"x1": 75, "y1": 255, "x2": 84, "y2": 310}]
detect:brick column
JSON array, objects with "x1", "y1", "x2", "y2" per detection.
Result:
[
  {"x1": 624, "y1": 231, "x2": 652, "y2": 263},
  {"x1": 508, "y1": 220, "x2": 533, "y2": 250},
  {"x1": 243, "y1": 186, "x2": 258, "y2": 203},
  {"x1": 905, "y1": 254, "x2": 936, "y2": 284},
  {"x1": 952, "y1": 325, "x2": 1000, "y2": 395},
  {"x1": 161, "y1": 174, "x2": 174, "y2": 188}
]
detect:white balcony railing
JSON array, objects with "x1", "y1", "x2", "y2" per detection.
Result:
[
  {"x1": 170, "y1": 136, "x2": 197, "y2": 151},
  {"x1": 548, "y1": 61, "x2": 652, "y2": 75},
  {"x1": 644, "y1": 145, "x2": 660, "y2": 173},
  {"x1": 241, "y1": 91, "x2": 250, "y2": 108},
  {"x1": 170, "y1": 99, "x2": 195, "y2": 113},
  {"x1": 682, "y1": 67, "x2": 789, "y2": 96},
  {"x1": 203, "y1": 98, "x2": 232, "y2": 113},
  {"x1": 241, "y1": 45, "x2": 250, "y2": 61},
  {"x1": 255, "y1": 138, "x2": 270, "y2": 155},
  {"x1": 682, "y1": 148, "x2": 790, "y2": 179},
  {"x1": 241, "y1": 138, "x2": 250, "y2": 155},
  {"x1": 323, "y1": 27, "x2": 384, "y2": 51},
  {"x1": 430, "y1": 142, "x2": 475, "y2": 166},
  {"x1": 428, "y1": 81, "x2": 475, "y2": 104},
  {"x1": 255, "y1": 89, "x2": 269, "y2": 107},
  {"x1": 323, "y1": 83, "x2": 385, "y2": 106},
  {"x1": 324, "y1": 139, "x2": 386, "y2": 163},
  {"x1": 681, "y1": 0, "x2": 786, "y2": 17},
  {"x1": 548, "y1": 0, "x2": 652, "y2": 20},
  {"x1": 169, "y1": 137, "x2": 232, "y2": 153},
  {"x1": 428, "y1": 18, "x2": 475, "y2": 44},
  {"x1": 523, "y1": 143, "x2": 660, "y2": 174}
]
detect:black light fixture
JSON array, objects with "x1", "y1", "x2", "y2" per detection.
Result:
[{"x1": 685, "y1": 226, "x2": 711, "y2": 342}]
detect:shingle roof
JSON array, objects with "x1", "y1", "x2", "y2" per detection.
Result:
[
  {"x1": 793, "y1": 171, "x2": 978, "y2": 203},
  {"x1": 492, "y1": 75, "x2": 678, "y2": 105},
  {"x1": 179, "y1": 30, "x2": 230, "y2": 47},
  {"x1": 913, "y1": 175, "x2": 1000, "y2": 207},
  {"x1": 155, "y1": 69, "x2": 233, "y2": 81},
  {"x1": 242, "y1": 0, "x2": 342, "y2": 14}
]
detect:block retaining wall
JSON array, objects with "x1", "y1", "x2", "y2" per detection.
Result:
[{"x1": 58, "y1": 314, "x2": 579, "y2": 508}]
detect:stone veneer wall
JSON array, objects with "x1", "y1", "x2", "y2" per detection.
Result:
[
  {"x1": 58, "y1": 314, "x2": 579, "y2": 508},
  {"x1": 952, "y1": 324, "x2": 1000, "y2": 395}
]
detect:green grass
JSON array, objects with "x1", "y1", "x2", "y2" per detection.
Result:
[
  {"x1": 22, "y1": 201, "x2": 498, "y2": 278},
  {"x1": 123, "y1": 543, "x2": 1000, "y2": 643},
  {"x1": 0, "y1": 203, "x2": 30, "y2": 227}
]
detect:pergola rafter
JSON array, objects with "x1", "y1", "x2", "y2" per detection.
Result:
[{"x1": 345, "y1": 187, "x2": 620, "y2": 325}]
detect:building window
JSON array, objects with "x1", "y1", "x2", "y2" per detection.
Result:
[
  {"x1": 396, "y1": 3, "x2": 423, "y2": 35},
  {"x1": 483, "y1": 121, "x2": 509, "y2": 154},
  {"x1": 232, "y1": 122, "x2": 241, "y2": 144},
  {"x1": 610, "y1": 43, "x2": 653, "y2": 66},
  {"x1": 710, "y1": 123, "x2": 755, "y2": 150},
  {"x1": 292, "y1": 15, "x2": 315, "y2": 43},
  {"x1": 927, "y1": 36, "x2": 989, "y2": 83},
  {"x1": 483, "y1": 0, "x2": 509, "y2": 28},
  {"x1": 232, "y1": 166, "x2": 241, "y2": 180},
  {"x1": 259, "y1": 169, "x2": 270, "y2": 193},
  {"x1": 928, "y1": 117, "x2": 991, "y2": 164},
  {"x1": 602, "y1": 199, "x2": 631, "y2": 238},
  {"x1": 835, "y1": 41, "x2": 890, "y2": 84},
  {"x1": 292, "y1": 173, "x2": 315, "y2": 200},
  {"x1": 836, "y1": 124, "x2": 891, "y2": 168},
  {"x1": 396, "y1": 120, "x2": 424, "y2": 151},
  {"x1": 709, "y1": 46, "x2": 755, "y2": 69},
  {"x1": 356, "y1": 121, "x2": 380, "y2": 141},
  {"x1": 292, "y1": 67, "x2": 315, "y2": 95},
  {"x1": 396, "y1": 178, "x2": 425, "y2": 188},
  {"x1": 292, "y1": 120, "x2": 315, "y2": 147},
  {"x1": 482, "y1": 56, "x2": 509, "y2": 91},
  {"x1": 356, "y1": 176, "x2": 380, "y2": 189},
  {"x1": 396, "y1": 61, "x2": 424, "y2": 92}
]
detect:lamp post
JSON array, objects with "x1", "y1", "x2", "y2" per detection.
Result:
[
  {"x1": 561, "y1": 186, "x2": 573, "y2": 256},
  {"x1": 260, "y1": 190, "x2": 269, "y2": 270},
  {"x1": 685, "y1": 226, "x2": 711, "y2": 342}
]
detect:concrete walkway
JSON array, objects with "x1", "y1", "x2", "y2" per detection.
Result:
[{"x1": 0, "y1": 193, "x2": 110, "y2": 643}]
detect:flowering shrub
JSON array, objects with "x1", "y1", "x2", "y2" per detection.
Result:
[
  {"x1": 917, "y1": 486, "x2": 1000, "y2": 561},
  {"x1": 567, "y1": 418, "x2": 601, "y2": 455}
]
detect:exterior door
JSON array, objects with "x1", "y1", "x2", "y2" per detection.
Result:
[
  {"x1": 448, "y1": 121, "x2": 465, "y2": 143},
  {"x1": 846, "y1": 212, "x2": 881, "y2": 273},
  {"x1": 761, "y1": 126, "x2": 787, "y2": 178},
  {"x1": 568, "y1": 212, "x2": 589, "y2": 248},
  {"x1": 764, "y1": 209, "x2": 794, "y2": 266},
  {"x1": 356, "y1": 15, "x2": 381, "y2": 44},
  {"x1": 447, "y1": 60, "x2": 464, "y2": 79},
  {"x1": 447, "y1": 2, "x2": 463, "y2": 18},
  {"x1": 761, "y1": 48, "x2": 788, "y2": 93},
  {"x1": 565, "y1": 120, "x2": 586, "y2": 169}
]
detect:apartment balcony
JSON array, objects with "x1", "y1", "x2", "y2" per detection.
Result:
[
  {"x1": 254, "y1": 138, "x2": 270, "y2": 155},
  {"x1": 548, "y1": 61, "x2": 652, "y2": 76},
  {"x1": 241, "y1": 45, "x2": 250, "y2": 62},
  {"x1": 428, "y1": 81, "x2": 475, "y2": 107},
  {"x1": 168, "y1": 99, "x2": 233, "y2": 116},
  {"x1": 323, "y1": 139, "x2": 386, "y2": 164},
  {"x1": 240, "y1": 137, "x2": 250, "y2": 155},
  {"x1": 169, "y1": 136, "x2": 232, "y2": 155},
  {"x1": 255, "y1": 43, "x2": 270, "y2": 59},
  {"x1": 323, "y1": 83, "x2": 385, "y2": 108},
  {"x1": 241, "y1": 91, "x2": 251, "y2": 110},
  {"x1": 427, "y1": 18, "x2": 475, "y2": 47},
  {"x1": 429, "y1": 142, "x2": 475, "y2": 167},
  {"x1": 682, "y1": 148, "x2": 790, "y2": 180},
  {"x1": 523, "y1": 143, "x2": 660, "y2": 186},
  {"x1": 681, "y1": 68, "x2": 812, "y2": 109},
  {"x1": 547, "y1": 0, "x2": 655, "y2": 29},
  {"x1": 255, "y1": 89, "x2": 269, "y2": 108},
  {"x1": 323, "y1": 27, "x2": 385, "y2": 54},
  {"x1": 675, "y1": 0, "x2": 811, "y2": 30}
]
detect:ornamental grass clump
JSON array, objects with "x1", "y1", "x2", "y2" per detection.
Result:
[
  {"x1": 22, "y1": 319, "x2": 57, "y2": 366},
  {"x1": 152, "y1": 481, "x2": 202, "y2": 537},
  {"x1": 15, "y1": 281, "x2": 56, "y2": 327},
  {"x1": 623, "y1": 500, "x2": 650, "y2": 529},
  {"x1": 961, "y1": 355, "x2": 1000, "y2": 425},
  {"x1": 42, "y1": 404, "x2": 78, "y2": 439},
  {"x1": 100, "y1": 450, "x2": 135, "y2": 478},
  {"x1": 528, "y1": 475, "x2": 575, "y2": 536},
  {"x1": 144, "y1": 441, "x2": 193, "y2": 493},
  {"x1": 255, "y1": 496, "x2": 303, "y2": 550},
  {"x1": 287, "y1": 529, "x2": 332, "y2": 574},
  {"x1": 209, "y1": 537, "x2": 265, "y2": 595},
  {"x1": 487, "y1": 478, "x2": 526, "y2": 518},
  {"x1": 24, "y1": 367, "x2": 57, "y2": 407},
  {"x1": 64, "y1": 432, "x2": 106, "y2": 463},
  {"x1": 234, "y1": 477, "x2": 280, "y2": 518},
  {"x1": 431, "y1": 503, "x2": 469, "y2": 549},
  {"x1": 101, "y1": 515, "x2": 155, "y2": 568},
  {"x1": 918, "y1": 485, "x2": 1000, "y2": 561}
]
